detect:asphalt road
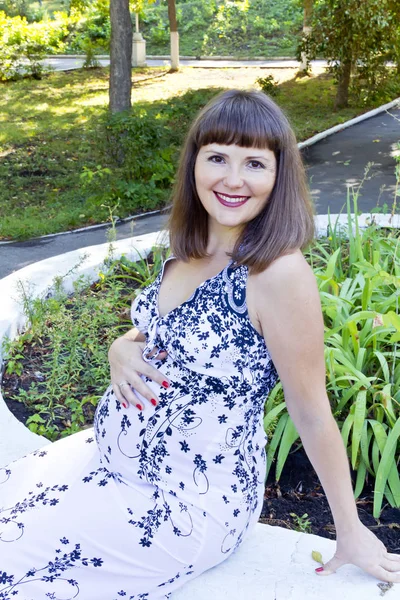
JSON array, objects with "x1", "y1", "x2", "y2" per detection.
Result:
[{"x1": 44, "y1": 57, "x2": 328, "y2": 71}]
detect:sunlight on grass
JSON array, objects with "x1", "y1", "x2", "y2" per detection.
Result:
[{"x1": 0, "y1": 65, "x2": 397, "y2": 240}]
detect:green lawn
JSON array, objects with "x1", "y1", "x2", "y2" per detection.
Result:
[{"x1": 0, "y1": 65, "x2": 395, "y2": 240}]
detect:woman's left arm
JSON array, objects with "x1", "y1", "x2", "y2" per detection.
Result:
[{"x1": 256, "y1": 250, "x2": 400, "y2": 582}]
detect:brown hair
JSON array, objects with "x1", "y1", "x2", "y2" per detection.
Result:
[{"x1": 167, "y1": 89, "x2": 315, "y2": 273}]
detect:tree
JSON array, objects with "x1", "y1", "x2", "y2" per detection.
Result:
[
  {"x1": 299, "y1": 0, "x2": 400, "y2": 109},
  {"x1": 109, "y1": 0, "x2": 133, "y2": 113},
  {"x1": 299, "y1": 0, "x2": 313, "y2": 72},
  {"x1": 167, "y1": 0, "x2": 179, "y2": 70}
]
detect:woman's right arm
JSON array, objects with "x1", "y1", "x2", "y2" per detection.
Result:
[{"x1": 108, "y1": 328, "x2": 170, "y2": 410}]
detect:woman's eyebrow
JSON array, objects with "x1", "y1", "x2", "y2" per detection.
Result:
[
  {"x1": 204, "y1": 150, "x2": 229, "y2": 157},
  {"x1": 204, "y1": 150, "x2": 273, "y2": 161}
]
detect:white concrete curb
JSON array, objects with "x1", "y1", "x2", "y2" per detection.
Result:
[{"x1": 298, "y1": 97, "x2": 400, "y2": 149}]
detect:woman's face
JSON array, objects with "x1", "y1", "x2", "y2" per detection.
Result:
[{"x1": 194, "y1": 143, "x2": 277, "y2": 235}]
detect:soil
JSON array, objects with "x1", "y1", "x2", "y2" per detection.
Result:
[
  {"x1": 263, "y1": 448, "x2": 400, "y2": 554},
  {"x1": 3, "y1": 384, "x2": 400, "y2": 553}
]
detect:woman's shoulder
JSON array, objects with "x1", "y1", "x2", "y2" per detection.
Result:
[{"x1": 253, "y1": 249, "x2": 313, "y2": 288}]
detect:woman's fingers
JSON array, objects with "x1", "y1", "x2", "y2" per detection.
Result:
[
  {"x1": 381, "y1": 557, "x2": 400, "y2": 573},
  {"x1": 367, "y1": 566, "x2": 400, "y2": 583},
  {"x1": 112, "y1": 383, "x2": 143, "y2": 410},
  {"x1": 315, "y1": 555, "x2": 345, "y2": 575},
  {"x1": 386, "y1": 552, "x2": 400, "y2": 562},
  {"x1": 109, "y1": 338, "x2": 171, "y2": 411}
]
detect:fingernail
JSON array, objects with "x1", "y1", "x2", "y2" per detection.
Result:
[
  {"x1": 162, "y1": 381, "x2": 170, "y2": 388},
  {"x1": 315, "y1": 567, "x2": 324, "y2": 573},
  {"x1": 150, "y1": 398, "x2": 157, "y2": 406},
  {"x1": 136, "y1": 403, "x2": 143, "y2": 411},
  {"x1": 122, "y1": 401, "x2": 128, "y2": 409}
]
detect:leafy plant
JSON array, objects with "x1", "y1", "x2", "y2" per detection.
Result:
[
  {"x1": 2, "y1": 246, "x2": 168, "y2": 440},
  {"x1": 290, "y1": 512, "x2": 312, "y2": 533},
  {"x1": 0, "y1": 10, "x2": 68, "y2": 80},
  {"x1": 256, "y1": 75, "x2": 280, "y2": 97},
  {"x1": 265, "y1": 189, "x2": 400, "y2": 518}
]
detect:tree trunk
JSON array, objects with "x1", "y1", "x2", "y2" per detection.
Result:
[
  {"x1": 300, "y1": 0, "x2": 313, "y2": 71},
  {"x1": 167, "y1": 0, "x2": 179, "y2": 71},
  {"x1": 109, "y1": 0, "x2": 133, "y2": 113},
  {"x1": 335, "y1": 60, "x2": 352, "y2": 109}
]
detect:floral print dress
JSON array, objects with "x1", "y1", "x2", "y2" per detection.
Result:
[{"x1": 0, "y1": 256, "x2": 278, "y2": 600}]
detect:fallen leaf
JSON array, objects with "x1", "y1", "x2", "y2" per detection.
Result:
[
  {"x1": 373, "y1": 139, "x2": 381, "y2": 143},
  {"x1": 312, "y1": 550, "x2": 324, "y2": 565}
]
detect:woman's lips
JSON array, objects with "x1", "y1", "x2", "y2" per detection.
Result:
[{"x1": 214, "y1": 191, "x2": 250, "y2": 207}]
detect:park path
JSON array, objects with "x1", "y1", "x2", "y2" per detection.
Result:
[{"x1": 44, "y1": 56, "x2": 328, "y2": 71}]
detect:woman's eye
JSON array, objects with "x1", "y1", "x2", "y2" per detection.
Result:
[
  {"x1": 248, "y1": 160, "x2": 265, "y2": 169},
  {"x1": 209, "y1": 155, "x2": 225, "y2": 164}
]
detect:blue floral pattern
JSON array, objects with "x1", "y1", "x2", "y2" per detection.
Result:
[{"x1": 0, "y1": 256, "x2": 278, "y2": 599}]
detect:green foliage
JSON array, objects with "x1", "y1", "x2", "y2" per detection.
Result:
[
  {"x1": 299, "y1": 0, "x2": 400, "y2": 106},
  {"x1": 0, "y1": 10, "x2": 68, "y2": 80},
  {"x1": 67, "y1": 0, "x2": 111, "y2": 53},
  {"x1": 290, "y1": 512, "x2": 312, "y2": 533},
  {"x1": 2, "y1": 246, "x2": 168, "y2": 440},
  {"x1": 265, "y1": 188, "x2": 400, "y2": 517},
  {"x1": 82, "y1": 88, "x2": 219, "y2": 217},
  {"x1": 142, "y1": 0, "x2": 303, "y2": 57},
  {"x1": 256, "y1": 74, "x2": 279, "y2": 97}
]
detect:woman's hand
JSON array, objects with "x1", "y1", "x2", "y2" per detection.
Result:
[
  {"x1": 317, "y1": 521, "x2": 400, "y2": 583},
  {"x1": 108, "y1": 335, "x2": 170, "y2": 411}
]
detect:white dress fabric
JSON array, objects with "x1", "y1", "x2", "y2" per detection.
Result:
[{"x1": 0, "y1": 256, "x2": 278, "y2": 600}]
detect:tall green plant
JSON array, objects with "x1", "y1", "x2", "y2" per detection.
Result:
[{"x1": 265, "y1": 192, "x2": 400, "y2": 518}]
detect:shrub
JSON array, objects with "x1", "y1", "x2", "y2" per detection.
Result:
[
  {"x1": 82, "y1": 88, "x2": 220, "y2": 216},
  {"x1": 0, "y1": 10, "x2": 68, "y2": 80},
  {"x1": 256, "y1": 75, "x2": 280, "y2": 97}
]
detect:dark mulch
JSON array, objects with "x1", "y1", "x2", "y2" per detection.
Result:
[{"x1": 262, "y1": 447, "x2": 400, "y2": 553}]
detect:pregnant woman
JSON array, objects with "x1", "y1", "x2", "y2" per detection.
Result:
[{"x1": 1, "y1": 90, "x2": 399, "y2": 600}]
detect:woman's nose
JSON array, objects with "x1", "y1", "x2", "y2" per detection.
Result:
[{"x1": 223, "y1": 168, "x2": 244, "y2": 189}]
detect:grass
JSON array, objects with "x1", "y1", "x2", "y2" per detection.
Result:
[{"x1": 0, "y1": 65, "x2": 397, "y2": 240}]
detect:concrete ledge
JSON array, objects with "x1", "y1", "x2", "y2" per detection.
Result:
[{"x1": 173, "y1": 523, "x2": 391, "y2": 599}]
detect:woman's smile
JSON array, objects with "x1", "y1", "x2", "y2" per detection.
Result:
[
  {"x1": 194, "y1": 143, "x2": 277, "y2": 234},
  {"x1": 213, "y1": 191, "x2": 250, "y2": 207}
]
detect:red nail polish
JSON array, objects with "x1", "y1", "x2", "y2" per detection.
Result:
[
  {"x1": 122, "y1": 401, "x2": 128, "y2": 409},
  {"x1": 150, "y1": 398, "x2": 157, "y2": 406},
  {"x1": 315, "y1": 567, "x2": 324, "y2": 572},
  {"x1": 162, "y1": 381, "x2": 170, "y2": 388},
  {"x1": 136, "y1": 403, "x2": 143, "y2": 411}
]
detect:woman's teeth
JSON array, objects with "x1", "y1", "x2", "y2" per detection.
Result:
[{"x1": 216, "y1": 193, "x2": 249, "y2": 203}]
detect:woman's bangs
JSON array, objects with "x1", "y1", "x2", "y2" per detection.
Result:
[{"x1": 195, "y1": 100, "x2": 280, "y2": 150}]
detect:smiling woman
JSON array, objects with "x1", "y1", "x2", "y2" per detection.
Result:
[
  {"x1": 168, "y1": 89, "x2": 315, "y2": 272},
  {"x1": 1, "y1": 90, "x2": 399, "y2": 600}
]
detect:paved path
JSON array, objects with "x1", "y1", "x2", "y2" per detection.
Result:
[
  {"x1": 0, "y1": 107, "x2": 399, "y2": 280},
  {"x1": 44, "y1": 56, "x2": 328, "y2": 71},
  {"x1": 303, "y1": 106, "x2": 400, "y2": 214}
]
